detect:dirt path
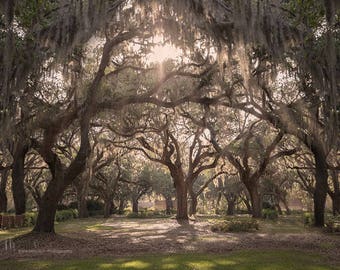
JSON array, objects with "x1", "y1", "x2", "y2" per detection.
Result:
[{"x1": 1, "y1": 217, "x2": 340, "y2": 261}]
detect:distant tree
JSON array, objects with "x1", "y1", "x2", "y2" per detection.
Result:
[
  {"x1": 130, "y1": 166, "x2": 153, "y2": 213},
  {"x1": 150, "y1": 169, "x2": 175, "y2": 215},
  {"x1": 208, "y1": 117, "x2": 297, "y2": 218}
]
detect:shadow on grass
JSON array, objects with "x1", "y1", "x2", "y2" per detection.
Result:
[{"x1": 0, "y1": 250, "x2": 339, "y2": 270}]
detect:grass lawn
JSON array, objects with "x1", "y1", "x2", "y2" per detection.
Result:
[
  {"x1": 0, "y1": 218, "x2": 108, "y2": 240},
  {"x1": 0, "y1": 214, "x2": 317, "y2": 241},
  {"x1": 0, "y1": 250, "x2": 339, "y2": 270}
]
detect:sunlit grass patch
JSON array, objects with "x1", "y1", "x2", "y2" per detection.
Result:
[{"x1": 0, "y1": 227, "x2": 31, "y2": 241}]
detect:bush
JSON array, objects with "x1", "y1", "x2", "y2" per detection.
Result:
[
  {"x1": 262, "y1": 201, "x2": 275, "y2": 210},
  {"x1": 303, "y1": 212, "x2": 314, "y2": 226},
  {"x1": 126, "y1": 210, "x2": 170, "y2": 219},
  {"x1": 70, "y1": 209, "x2": 79, "y2": 218},
  {"x1": 211, "y1": 218, "x2": 259, "y2": 232},
  {"x1": 55, "y1": 209, "x2": 78, "y2": 222},
  {"x1": 262, "y1": 209, "x2": 278, "y2": 220},
  {"x1": 24, "y1": 212, "x2": 38, "y2": 227},
  {"x1": 87, "y1": 200, "x2": 104, "y2": 211},
  {"x1": 325, "y1": 216, "x2": 340, "y2": 233},
  {"x1": 57, "y1": 204, "x2": 70, "y2": 210},
  {"x1": 67, "y1": 201, "x2": 78, "y2": 209}
]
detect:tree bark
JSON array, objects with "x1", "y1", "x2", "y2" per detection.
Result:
[
  {"x1": 175, "y1": 181, "x2": 188, "y2": 220},
  {"x1": 226, "y1": 197, "x2": 236, "y2": 216},
  {"x1": 189, "y1": 194, "x2": 198, "y2": 216},
  {"x1": 188, "y1": 186, "x2": 197, "y2": 216},
  {"x1": 330, "y1": 192, "x2": 340, "y2": 216},
  {"x1": 281, "y1": 198, "x2": 291, "y2": 215},
  {"x1": 33, "y1": 138, "x2": 89, "y2": 233},
  {"x1": 312, "y1": 144, "x2": 328, "y2": 227},
  {"x1": 118, "y1": 199, "x2": 125, "y2": 214},
  {"x1": 247, "y1": 183, "x2": 262, "y2": 218},
  {"x1": 276, "y1": 203, "x2": 283, "y2": 215},
  {"x1": 33, "y1": 177, "x2": 62, "y2": 233},
  {"x1": 0, "y1": 169, "x2": 9, "y2": 212},
  {"x1": 132, "y1": 198, "x2": 139, "y2": 213},
  {"x1": 242, "y1": 195, "x2": 252, "y2": 214},
  {"x1": 165, "y1": 196, "x2": 173, "y2": 215},
  {"x1": 104, "y1": 199, "x2": 113, "y2": 218},
  {"x1": 75, "y1": 175, "x2": 90, "y2": 218},
  {"x1": 77, "y1": 194, "x2": 88, "y2": 218},
  {"x1": 11, "y1": 141, "x2": 28, "y2": 215}
]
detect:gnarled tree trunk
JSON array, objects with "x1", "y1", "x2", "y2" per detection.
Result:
[
  {"x1": 104, "y1": 198, "x2": 113, "y2": 218},
  {"x1": 312, "y1": 144, "x2": 328, "y2": 227},
  {"x1": 246, "y1": 183, "x2": 262, "y2": 218},
  {"x1": 175, "y1": 180, "x2": 188, "y2": 220},
  {"x1": 132, "y1": 197, "x2": 139, "y2": 213},
  {"x1": 11, "y1": 141, "x2": 28, "y2": 215},
  {"x1": 118, "y1": 198, "x2": 125, "y2": 214},
  {"x1": 0, "y1": 169, "x2": 9, "y2": 212},
  {"x1": 329, "y1": 191, "x2": 340, "y2": 216},
  {"x1": 188, "y1": 186, "x2": 198, "y2": 216},
  {"x1": 33, "y1": 170, "x2": 65, "y2": 233},
  {"x1": 164, "y1": 196, "x2": 173, "y2": 215},
  {"x1": 77, "y1": 193, "x2": 88, "y2": 218},
  {"x1": 226, "y1": 195, "x2": 237, "y2": 216}
]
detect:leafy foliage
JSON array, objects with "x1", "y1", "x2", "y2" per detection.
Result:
[
  {"x1": 211, "y1": 218, "x2": 260, "y2": 232},
  {"x1": 262, "y1": 209, "x2": 279, "y2": 220}
]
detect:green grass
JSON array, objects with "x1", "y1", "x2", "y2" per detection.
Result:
[
  {"x1": 0, "y1": 227, "x2": 31, "y2": 240},
  {"x1": 214, "y1": 214, "x2": 314, "y2": 234},
  {"x1": 0, "y1": 218, "x2": 111, "y2": 240},
  {"x1": 0, "y1": 214, "x2": 316, "y2": 241},
  {"x1": 0, "y1": 251, "x2": 339, "y2": 270}
]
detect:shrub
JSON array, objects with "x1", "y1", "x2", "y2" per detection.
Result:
[
  {"x1": 303, "y1": 212, "x2": 314, "y2": 226},
  {"x1": 87, "y1": 200, "x2": 104, "y2": 211},
  {"x1": 24, "y1": 212, "x2": 38, "y2": 227},
  {"x1": 67, "y1": 201, "x2": 78, "y2": 209},
  {"x1": 55, "y1": 209, "x2": 78, "y2": 222},
  {"x1": 70, "y1": 209, "x2": 79, "y2": 218},
  {"x1": 57, "y1": 204, "x2": 70, "y2": 210},
  {"x1": 211, "y1": 218, "x2": 259, "y2": 232},
  {"x1": 262, "y1": 209, "x2": 278, "y2": 220},
  {"x1": 262, "y1": 201, "x2": 275, "y2": 210},
  {"x1": 325, "y1": 216, "x2": 340, "y2": 233},
  {"x1": 126, "y1": 210, "x2": 169, "y2": 218}
]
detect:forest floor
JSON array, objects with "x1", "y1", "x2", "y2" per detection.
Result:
[{"x1": 0, "y1": 215, "x2": 340, "y2": 262}]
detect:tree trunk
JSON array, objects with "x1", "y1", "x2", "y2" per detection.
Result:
[
  {"x1": 329, "y1": 169, "x2": 340, "y2": 216},
  {"x1": 330, "y1": 192, "x2": 340, "y2": 216},
  {"x1": 11, "y1": 142, "x2": 28, "y2": 215},
  {"x1": 312, "y1": 144, "x2": 328, "y2": 227},
  {"x1": 188, "y1": 186, "x2": 197, "y2": 216},
  {"x1": 276, "y1": 203, "x2": 283, "y2": 215},
  {"x1": 104, "y1": 199, "x2": 113, "y2": 218},
  {"x1": 77, "y1": 194, "x2": 88, "y2": 218},
  {"x1": 214, "y1": 192, "x2": 222, "y2": 214},
  {"x1": 247, "y1": 184, "x2": 262, "y2": 218},
  {"x1": 118, "y1": 199, "x2": 125, "y2": 214},
  {"x1": 175, "y1": 181, "x2": 188, "y2": 220},
  {"x1": 75, "y1": 177, "x2": 89, "y2": 218},
  {"x1": 165, "y1": 196, "x2": 173, "y2": 215},
  {"x1": 0, "y1": 169, "x2": 9, "y2": 212},
  {"x1": 281, "y1": 198, "x2": 291, "y2": 215},
  {"x1": 33, "y1": 179, "x2": 62, "y2": 233},
  {"x1": 132, "y1": 198, "x2": 139, "y2": 213},
  {"x1": 33, "y1": 148, "x2": 88, "y2": 233},
  {"x1": 189, "y1": 195, "x2": 198, "y2": 216},
  {"x1": 242, "y1": 196, "x2": 252, "y2": 214},
  {"x1": 226, "y1": 198, "x2": 236, "y2": 216}
]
